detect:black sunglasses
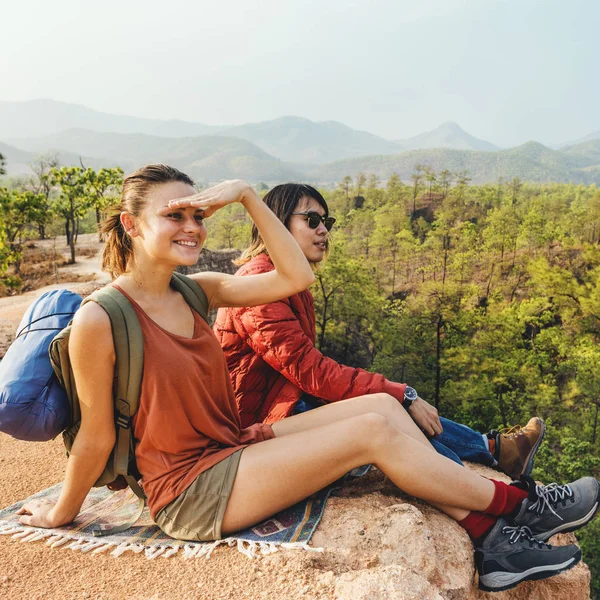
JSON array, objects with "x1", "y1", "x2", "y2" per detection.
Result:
[{"x1": 292, "y1": 211, "x2": 336, "y2": 231}]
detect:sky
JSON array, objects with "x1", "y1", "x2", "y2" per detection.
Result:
[{"x1": 1, "y1": 0, "x2": 598, "y2": 147}]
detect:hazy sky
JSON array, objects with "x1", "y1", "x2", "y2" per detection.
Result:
[{"x1": 1, "y1": 0, "x2": 598, "y2": 147}]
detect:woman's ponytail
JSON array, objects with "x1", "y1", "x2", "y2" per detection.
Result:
[{"x1": 101, "y1": 211, "x2": 132, "y2": 279}]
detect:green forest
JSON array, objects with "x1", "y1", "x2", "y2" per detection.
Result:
[
  {"x1": 1, "y1": 154, "x2": 600, "y2": 595},
  {"x1": 205, "y1": 169, "x2": 600, "y2": 595}
]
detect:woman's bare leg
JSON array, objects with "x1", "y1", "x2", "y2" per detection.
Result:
[
  {"x1": 271, "y1": 393, "x2": 468, "y2": 519},
  {"x1": 222, "y1": 412, "x2": 493, "y2": 535}
]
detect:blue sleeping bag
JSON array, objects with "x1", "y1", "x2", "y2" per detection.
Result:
[{"x1": 0, "y1": 289, "x2": 82, "y2": 441}]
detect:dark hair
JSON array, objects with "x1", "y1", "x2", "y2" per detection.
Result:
[
  {"x1": 237, "y1": 183, "x2": 329, "y2": 264},
  {"x1": 101, "y1": 164, "x2": 194, "y2": 278}
]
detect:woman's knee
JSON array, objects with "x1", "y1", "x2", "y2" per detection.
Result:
[{"x1": 355, "y1": 412, "x2": 401, "y2": 453}]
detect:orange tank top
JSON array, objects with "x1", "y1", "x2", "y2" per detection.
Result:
[{"x1": 113, "y1": 285, "x2": 274, "y2": 519}]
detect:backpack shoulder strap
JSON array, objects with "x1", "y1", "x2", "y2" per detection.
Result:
[
  {"x1": 170, "y1": 272, "x2": 210, "y2": 323},
  {"x1": 83, "y1": 286, "x2": 144, "y2": 424},
  {"x1": 83, "y1": 286, "x2": 145, "y2": 504}
]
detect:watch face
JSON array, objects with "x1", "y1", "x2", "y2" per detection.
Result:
[{"x1": 404, "y1": 386, "x2": 418, "y2": 401}]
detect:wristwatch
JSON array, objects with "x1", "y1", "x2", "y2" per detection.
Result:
[{"x1": 402, "y1": 386, "x2": 418, "y2": 411}]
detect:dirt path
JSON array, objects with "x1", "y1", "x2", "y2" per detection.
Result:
[
  {"x1": 0, "y1": 243, "x2": 331, "y2": 600},
  {"x1": 0, "y1": 234, "x2": 110, "y2": 358}
]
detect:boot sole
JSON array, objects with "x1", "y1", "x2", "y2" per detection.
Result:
[
  {"x1": 521, "y1": 419, "x2": 546, "y2": 478},
  {"x1": 478, "y1": 549, "x2": 581, "y2": 593}
]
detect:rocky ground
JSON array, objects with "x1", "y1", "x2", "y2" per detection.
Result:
[{"x1": 0, "y1": 239, "x2": 592, "y2": 599}]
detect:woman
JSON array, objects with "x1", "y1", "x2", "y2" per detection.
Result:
[
  {"x1": 214, "y1": 183, "x2": 543, "y2": 480},
  {"x1": 16, "y1": 166, "x2": 595, "y2": 593}
]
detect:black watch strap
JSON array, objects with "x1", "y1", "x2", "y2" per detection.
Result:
[{"x1": 402, "y1": 397, "x2": 415, "y2": 410}]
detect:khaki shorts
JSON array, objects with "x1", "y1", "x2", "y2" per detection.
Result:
[{"x1": 155, "y1": 449, "x2": 243, "y2": 542}]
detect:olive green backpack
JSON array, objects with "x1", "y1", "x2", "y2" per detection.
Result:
[{"x1": 49, "y1": 272, "x2": 209, "y2": 536}]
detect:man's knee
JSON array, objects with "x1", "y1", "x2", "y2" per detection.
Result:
[{"x1": 364, "y1": 392, "x2": 398, "y2": 412}]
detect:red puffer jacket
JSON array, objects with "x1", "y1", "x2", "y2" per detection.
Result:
[{"x1": 213, "y1": 254, "x2": 407, "y2": 427}]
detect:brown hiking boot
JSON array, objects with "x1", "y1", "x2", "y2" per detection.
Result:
[{"x1": 490, "y1": 417, "x2": 546, "y2": 481}]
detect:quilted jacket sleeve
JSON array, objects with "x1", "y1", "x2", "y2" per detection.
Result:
[{"x1": 231, "y1": 299, "x2": 407, "y2": 403}]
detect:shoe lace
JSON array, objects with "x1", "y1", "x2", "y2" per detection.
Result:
[
  {"x1": 501, "y1": 524, "x2": 551, "y2": 549},
  {"x1": 528, "y1": 483, "x2": 574, "y2": 519},
  {"x1": 497, "y1": 424, "x2": 525, "y2": 438}
]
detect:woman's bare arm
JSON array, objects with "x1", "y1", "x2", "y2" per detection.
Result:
[
  {"x1": 17, "y1": 301, "x2": 116, "y2": 527},
  {"x1": 168, "y1": 181, "x2": 315, "y2": 310}
]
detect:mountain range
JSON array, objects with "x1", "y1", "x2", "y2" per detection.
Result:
[
  {"x1": 309, "y1": 140, "x2": 600, "y2": 184},
  {"x1": 1, "y1": 99, "x2": 600, "y2": 185}
]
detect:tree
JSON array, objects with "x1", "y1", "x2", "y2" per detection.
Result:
[
  {"x1": 424, "y1": 167, "x2": 437, "y2": 198},
  {"x1": 364, "y1": 174, "x2": 385, "y2": 208},
  {"x1": 28, "y1": 152, "x2": 60, "y2": 239},
  {"x1": 454, "y1": 170, "x2": 471, "y2": 202},
  {"x1": 439, "y1": 169, "x2": 452, "y2": 198},
  {"x1": 49, "y1": 166, "x2": 90, "y2": 264},
  {"x1": 339, "y1": 176, "x2": 353, "y2": 203},
  {"x1": 346, "y1": 209, "x2": 376, "y2": 258},
  {"x1": 386, "y1": 172, "x2": 402, "y2": 197},
  {"x1": 355, "y1": 173, "x2": 367, "y2": 197},
  {"x1": 0, "y1": 153, "x2": 5, "y2": 176},
  {"x1": 0, "y1": 227, "x2": 11, "y2": 280},
  {"x1": 410, "y1": 164, "x2": 426, "y2": 215},
  {"x1": 372, "y1": 203, "x2": 410, "y2": 292},
  {"x1": 82, "y1": 167, "x2": 124, "y2": 240},
  {"x1": 508, "y1": 177, "x2": 523, "y2": 205},
  {"x1": 205, "y1": 202, "x2": 251, "y2": 250},
  {"x1": 313, "y1": 239, "x2": 383, "y2": 366},
  {"x1": 0, "y1": 188, "x2": 47, "y2": 274}
]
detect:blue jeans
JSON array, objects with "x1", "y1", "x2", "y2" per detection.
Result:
[
  {"x1": 430, "y1": 417, "x2": 496, "y2": 467},
  {"x1": 294, "y1": 397, "x2": 496, "y2": 468}
]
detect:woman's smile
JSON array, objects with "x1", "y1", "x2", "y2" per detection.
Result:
[{"x1": 173, "y1": 239, "x2": 199, "y2": 248}]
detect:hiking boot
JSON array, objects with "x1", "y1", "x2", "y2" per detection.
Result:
[
  {"x1": 512, "y1": 475, "x2": 600, "y2": 542},
  {"x1": 475, "y1": 517, "x2": 581, "y2": 592},
  {"x1": 489, "y1": 417, "x2": 546, "y2": 480}
]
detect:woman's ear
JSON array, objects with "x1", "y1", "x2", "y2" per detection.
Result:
[{"x1": 120, "y1": 212, "x2": 138, "y2": 237}]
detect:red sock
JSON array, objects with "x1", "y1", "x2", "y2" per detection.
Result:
[
  {"x1": 485, "y1": 479, "x2": 528, "y2": 516},
  {"x1": 459, "y1": 512, "x2": 497, "y2": 544}
]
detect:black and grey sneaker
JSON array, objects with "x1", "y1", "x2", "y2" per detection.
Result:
[
  {"x1": 476, "y1": 518, "x2": 581, "y2": 593},
  {"x1": 512, "y1": 475, "x2": 600, "y2": 542}
]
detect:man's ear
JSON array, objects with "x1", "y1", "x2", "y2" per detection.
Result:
[{"x1": 120, "y1": 212, "x2": 138, "y2": 237}]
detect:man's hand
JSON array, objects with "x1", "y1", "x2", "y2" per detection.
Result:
[{"x1": 408, "y1": 397, "x2": 443, "y2": 437}]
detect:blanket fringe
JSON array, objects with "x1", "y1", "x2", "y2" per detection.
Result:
[
  {"x1": 0, "y1": 520, "x2": 320, "y2": 560},
  {"x1": 161, "y1": 546, "x2": 181, "y2": 558},
  {"x1": 51, "y1": 537, "x2": 72, "y2": 548},
  {"x1": 91, "y1": 543, "x2": 115, "y2": 555},
  {"x1": 11, "y1": 529, "x2": 34, "y2": 540},
  {"x1": 0, "y1": 525, "x2": 24, "y2": 535}
]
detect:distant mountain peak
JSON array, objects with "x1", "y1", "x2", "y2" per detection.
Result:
[
  {"x1": 437, "y1": 121, "x2": 464, "y2": 132},
  {"x1": 270, "y1": 115, "x2": 313, "y2": 124},
  {"x1": 396, "y1": 122, "x2": 499, "y2": 152}
]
